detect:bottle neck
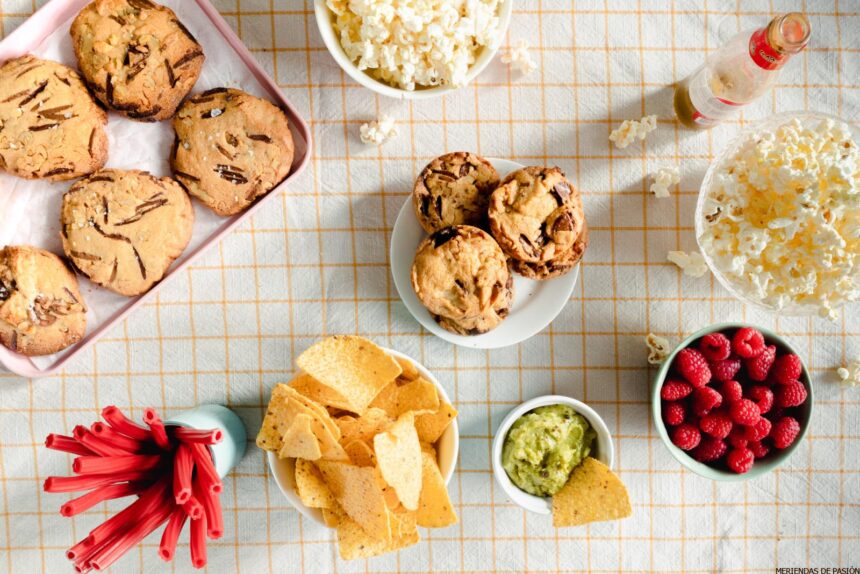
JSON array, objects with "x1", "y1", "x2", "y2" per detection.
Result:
[{"x1": 748, "y1": 13, "x2": 810, "y2": 70}]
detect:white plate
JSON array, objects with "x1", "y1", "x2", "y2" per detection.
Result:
[{"x1": 390, "y1": 158, "x2": 580, "y2": 349}]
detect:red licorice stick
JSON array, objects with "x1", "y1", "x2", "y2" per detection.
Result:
[
  {"x1": 158, "y1": 506, "x2": 189, "y2": 561},
  {"x1": 44, "y1": 472, "x2": 150, "y2": 493},
  {"x1": 66, "y1": 535, "x2": 94, "y2": 561},
  {"x1": 60, "y1": 482, "x2": 144, "y2": 517},
  {"x1": 189, "y1": 513, "x2": 208, "y2": 569},
  {"x1": 73, "y1": 454, "x2": 162, "y2": 476},
  {"x1": 72, "y1": 426, "x2": 128, "y2": 457},
  {"x1": 172, "y1": 427, "x2": 223, "y2": 445},
  {"x1": 45, "y1": 434, "x2": 96, "y2": 457},
  {"x1": 189, "y1": 443, "x2": 222, "y2": 494},
  {"x1": 143, "y1": 408, "x2": 171, "y2": 450},
  {"x1": 88, "y1": 499, "x2": 173, "y2": 571},
  {"x1": 173, "y1": 444, "x2": 194, "y2": 504},
  {"x1": 101, "y1": 405, "x2": 152, "y2": 441},
  {"x1": 182, "y1": 494, "x2": 204, "y2": 521},
  {"x1": 90, "y1": 422, "x2": 147, "y2": 453},
  {"x1": 88, "y1": 479, "x2": 169, "y2": 546},
  {"x1": 193, "y1": 477, "x2": 223, "y2": 539}
]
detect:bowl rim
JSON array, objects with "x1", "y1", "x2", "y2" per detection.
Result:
[
  {"x1": 266, "y1": 346, "x2": 460, "y2": 524},
  {"x1": 694, "y1": 110, "x2": 860, "y2": 316},
  {"x1": 651, "y1": 322, "x2": 814, "y2": 482},
  {"x1": 491, "y1": 394, "x2": 614, "y2": 515},
  {"x1": 313, "y1": 0, "x2": 514, "y2": 99}
]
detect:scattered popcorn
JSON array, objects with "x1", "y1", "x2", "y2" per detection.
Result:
[
  {"x1": 698, "y1": 117, "x2": 860, "y2": 318},
  {"x1": 837, "y1": 358, "x2": 860, "y2": 387},
  {"x1": 500, "y1": 40, "x2": 537, "y2": 75},
  {"x1": 327, "y1": 0, "x2": 502, "y2": 91},
  {"x1": 645, "y1": 333, "x2": 672, "y2": 365},
  {"x1": 609, "y1": 115, "x2": 658, "y2": 149},
  {"x1": 667, "y1": 250, "x2": 709, "y2": 278},
  {"x1": 650, "y1": 165, "x2": 680, "y2": 198},
  {"x1": 359, "y1": 115, "x2": 397, "y2": 145}
]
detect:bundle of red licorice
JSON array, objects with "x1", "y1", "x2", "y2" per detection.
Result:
[{"x1": 43, "y1": 406, "x2": 224, "y2": 572}]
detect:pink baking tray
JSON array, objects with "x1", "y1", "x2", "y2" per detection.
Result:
[{"x1": 0, "y1": 0, "x2": 311, "y2": 378}]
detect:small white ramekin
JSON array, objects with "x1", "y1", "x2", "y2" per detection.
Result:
[
  {"x1": 492, "y1": 395, "x2": 614, "y2": 514},
  {"x1": 313, "y1": 0, "x2": 513, "y2": 100}
]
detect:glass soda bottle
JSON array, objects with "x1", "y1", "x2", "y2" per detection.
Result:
[{"x1": 674, "y1": 13, "x2": 810, "y2": 129}]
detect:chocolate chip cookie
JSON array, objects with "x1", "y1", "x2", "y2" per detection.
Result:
[
  {"x1": 70, "y1": 0, "x2": 205, "y2": 121},
  {"x1": 0, "y1": 55, "x2": 108, "y2": 180},
  {"x1": 171, "y1": 88, "x2": 295, "y2": 216},
  {"x1": 411, "y1": 225, "x2": 513, "y2": 336},
  {"x1": 510, "y1": 222, "x2": 589, "y2": 280},
  {"x1": 488, "y1": 166, "x2": 585, "y2": 264},
  {"x1": 412, "y1": 152, "x2": 500, "y2": 233},
  {"x1": 60, "y1": 169, "x2": 194, "y2": 296},
  {"x1": 0, "y1": 245, "x2": 87, "y2": 356}
]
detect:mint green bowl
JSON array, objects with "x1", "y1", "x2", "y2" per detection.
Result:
[{"x1": 652, "y1": 323, "x2": 813, "y2": 481}]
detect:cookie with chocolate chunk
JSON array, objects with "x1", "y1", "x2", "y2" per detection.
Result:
[
  {"x1": 411, "y1": 225, "x2": 513, "y2": 336},
  {"x1": 0, "y1": 245, "x2": 87, "y2": 356},
  {"x1": 510, "y1": 222, "x2": 588, "y2": 280},
  {"x1": 171, "y1": 87, "x2": 295, "y2": 216},
  {"x1": 412, "y1": 152, "x2": 499, "y2": 233},
  {"x1": 70, "y1": 0, "x2": 205, "y2": 121},
  {"x1": 488, "y1": 166, "x2": 585, "y2": 264},
  {"x1": 0, "y1": 55, "x2": 108, "y2": 180},
  {"x1": 60, "y1": 169, "x2": 194, "y2": 296}
]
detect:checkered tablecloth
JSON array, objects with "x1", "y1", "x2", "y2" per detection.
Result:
[{"x1": 0, "y1": 0, "x2": 858, "y2": 572}]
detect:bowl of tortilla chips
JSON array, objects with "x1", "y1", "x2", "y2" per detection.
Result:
[{"x1": 257, "y1": 336, "x2": 460, "y2": 560}]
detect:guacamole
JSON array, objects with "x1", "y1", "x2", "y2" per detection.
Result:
[{"x1": 502, "y1": 404, "x2": 596, "y2": 497}]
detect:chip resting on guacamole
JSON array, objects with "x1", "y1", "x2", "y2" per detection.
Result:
[{"x1": 552, "y1": 457, "x2": 632, "y2": 527}]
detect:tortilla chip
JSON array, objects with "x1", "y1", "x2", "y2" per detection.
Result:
[
  {"x1": 415, "y1": 401, "x2": 457, "y2": 444},
  {"x1": 322, "y1": 507, "x2": 341, "y2": 527},
  {"x1": 289, "y1": 373, "x2": 355, "y2": 412},
  {"x1": 278, "y1": 414, "x2": 322, "y2": 460},
  {"x1": 369, "y1": 378, "x2": 440, "y2": 418},
  {"x1": 282, "y1": 384, "x2": 340, "y2": 439},
  {"x1": 336, "y1": 408, "x2": 391, "y2": 445},
  {"x1": 373, "y1": 412, "x2": 422, "y2": 511},
  {"x1": 552, "y1": 457, "x2": 632, "y2": 527},
  {"x1": 294, "y1": 459, "x2": 335, "y2": 509},
  {"x1": 335, "y1": 508, "x2": 419, "y2": 560},
  {"x1": 343, "y1": 439, "x2": 376, "y2": 467},
  {"x1": 395, "y1": 356, "x2": 420, "y2": 382},
  {"x1": 317, "y1": 460, "x2": 391, "y2": 540},
  {"x1": 389, "y1": 508, "x2": 418, "y2": 539},
  {"x1": 420, "y1": 442, "x2": 437, "y2": 457},
  {"x1": 296, "y1": 336, "x2": 402, "y2": 414},
  {"x1": 416, "y1": 450, "x2": 458, "y2": 528}
]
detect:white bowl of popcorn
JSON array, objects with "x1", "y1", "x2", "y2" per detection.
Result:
[
  {"x1": 696, "y1": 112, "x2": 860, "y2": 320},
  {"x1": 315, "y1": 0, "x2": 513, "y2": 99}
]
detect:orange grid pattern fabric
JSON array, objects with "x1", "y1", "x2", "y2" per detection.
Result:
[{"x1": 1, "y1": 0, "x2": 859, "y2": 572}]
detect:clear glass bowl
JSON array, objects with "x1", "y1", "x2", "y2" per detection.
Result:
[{"x1": 695, "y1": 111, "x2": 860, "y2": 316}]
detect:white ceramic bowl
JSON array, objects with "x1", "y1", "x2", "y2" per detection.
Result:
[
  {"x1": 491, "y1": 395, "x2": 613, "y2": 515},
  {"x1": 313, "y1": 0, "x2": 513, "y2": 99},
  {"x1": 267, "y1": 348, "x2": 459, "y2": 524}
]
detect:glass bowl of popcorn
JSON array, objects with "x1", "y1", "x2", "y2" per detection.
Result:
[
  {"x1": 315, "y1": 0, "x2": 513, "y2": 99},
  {"x1": 695, "y1": 111, "x2": 860, "y2": 320}
]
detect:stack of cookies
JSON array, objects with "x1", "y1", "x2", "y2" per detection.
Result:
[
  {"x1": 410, "y1": 153, "x2": 588, "y2": 337},
  {"x1": 0, "y1": 0, "x2": 296, "y2": 356}
]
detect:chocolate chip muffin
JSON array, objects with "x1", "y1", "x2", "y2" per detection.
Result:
[
  {"x1": 0, "y1": 245, "x2": 87, "y2": 356},
  {"x1": 411, "y1": 225, "x2": 513, "y2": 336},
  {"x1": 60, "y1": 169, "x2": 194, "y2": 296},
  {"x1": 0, "y1": 55, "x2": 108, "y2": 180},
  {"x1": 171, "y1": 87, "x2": 295, "y2": 216},
  {"x1": 412, "y1": 152, "x2": 500, "y2": 233},
  {"x1": 70, "y1": 0, "x2": 205, "y2": 121},
  {"x1": 488, "y1": 166, "x2": 585, "y2": 264}
]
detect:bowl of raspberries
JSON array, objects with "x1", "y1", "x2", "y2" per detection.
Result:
[{"x1": 652, "y1": 323, "x2": 812, "y2": 479}]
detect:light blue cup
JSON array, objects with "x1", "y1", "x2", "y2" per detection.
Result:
[{"x1": 166, "y1": 404, "x2": 247, "y2": 478}]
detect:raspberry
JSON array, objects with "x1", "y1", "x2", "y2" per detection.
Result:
[
  {"x1": 775, "y1": 380, "x2": 808, "y2": 408},
  {"x1": 746, "y1": 385, "x2": 774, "y2": 414},
  {"x1": 745, "y1": 345, "x2": 777, "y2": 381},
  {"x1": 700, "y1": 411, "x2": 733, "y2": 439},
  {"x1": 692, "y1": 387, "x2": 723, "y2": 417},
  {"x1": 771, "y1": 416, "x2": 801, "y2": 449},
  {"x1": 662, "y1": 402, "x2": 686, "y2": 426},
  {"x1": 727, "y1": 426, "x2": 749, "y2": 449},
  {"x1": 699, "y1": 332, "x2": 732, "y2": 361},
  {"x1": 726, "y1": 448, "x2": 755, "y2": 473},
  {"x1": 692, "y1": 436, "x2": 728, "y2": 462},
  {"x1": 671, "y1": 423, "x2": 701, "y2": 451},
  {"x1": 674, "y1": 348, "x2": 712, "y2": 387},
  {"x1": 710, "y1": 358, "x2": 742, "y2": 382},
  {"x1": 771, "y1": 353, "x2": 803, "y2": 384},
  {"x1": 748, "y1": 440, "x2": 771, "y2": 459},
  {"x1": 732, "y1": 327, "x2": 766, "y2": 358},
  {"x1": 744, "y1": 417, "x2": 772, "y2": 441},
  {"x1": 720, "y1": 380, "x2": 744, "y2": 403},
  {"x1": 729, "y1": 399, "x2": 761, "y2": 426},
  {"x1": 660, "y1": 379, "x2": 693, "y2": 401}
]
